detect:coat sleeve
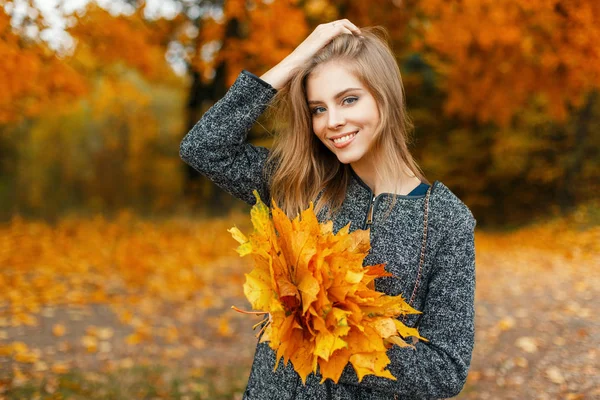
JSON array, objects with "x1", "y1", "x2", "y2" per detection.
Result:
[
  {"x1": 179, "y1": 70, "x2": 277, "y2": 205},
  {"x1": 337, "y1": 213, "x2": 477, "y2": 399}
]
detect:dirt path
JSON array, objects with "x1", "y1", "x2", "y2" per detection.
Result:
[{"x1": 458, "y1": 241, "x2": 599, "y2": 399}]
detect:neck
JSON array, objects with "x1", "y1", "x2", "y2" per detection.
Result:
[{"x1": 350, "y1": 160, "x2": 421, "y2": 196}]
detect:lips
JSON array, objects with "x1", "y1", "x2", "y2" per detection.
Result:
[
  {"x1": 329, "y1": 131, "x2": 358, "y2": 141},
  {"x1": 330, "y1": 131, "x2": 358, "y2": 148}
]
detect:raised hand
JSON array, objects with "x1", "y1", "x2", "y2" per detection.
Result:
[{"x1": 260, "y1": 19, "x2": 361, "y2": 90}]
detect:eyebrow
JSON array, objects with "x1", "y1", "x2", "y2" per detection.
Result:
[{"x1": 307, "y1": 88, "x2": 363, "y2": 105}]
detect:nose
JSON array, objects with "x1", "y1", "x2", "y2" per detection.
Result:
[{"x1": 327, "y1": 108, "x2": 345, "y2": 130}]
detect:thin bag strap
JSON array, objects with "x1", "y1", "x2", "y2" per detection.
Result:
[{"x1": 401, "y1": 184, "x2": 432, "y2": 322}]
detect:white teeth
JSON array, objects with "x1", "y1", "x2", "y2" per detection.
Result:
[{"x1": 333, "y1": 132, "x2": 356, "y2": 144}]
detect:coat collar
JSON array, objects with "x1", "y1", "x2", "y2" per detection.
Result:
[{"x1": 348, "y1": 165, "x2": 440, "y2": 199}]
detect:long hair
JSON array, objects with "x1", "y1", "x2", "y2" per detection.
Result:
[{"x1": 265, "y1": 26, "x2": 429, "y2": 219}]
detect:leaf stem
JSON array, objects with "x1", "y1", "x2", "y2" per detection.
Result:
[{"x1": 231, "y1": 305, "x2": 269, "y2": 315}]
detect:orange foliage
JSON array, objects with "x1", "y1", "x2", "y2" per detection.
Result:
[
  {"x1": 0, "y1": 4, "x2": 87, "y2": 124},
  {"x1": 229, "y1": 191, "x2": 426, "y2": 384},
  {"x1": 0, "y1": 0, "x2": 178, "y2": 125},
  {"x1": 193, "y1": 0, "x2": 309, "y2": 85},
  {"x1": 67, "y1": 3, "x2": 177, "y2": 82},
  {"x1": 418, "y1": 0, "x2": 600, "y2": 125},
  {"x1": 328, "y1": 0, "x2": 417, "y2": 48},
  {"x1": 4, "y1": 0, "x2": 599, "y2": 130}
]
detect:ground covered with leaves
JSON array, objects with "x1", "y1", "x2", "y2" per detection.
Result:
[{"x1": 0, "y1": 207, "x2": 598, "y2": 399}]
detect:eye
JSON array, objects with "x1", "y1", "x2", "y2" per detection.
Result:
[
  {"x1": 311, "y1": 106, "x2": 326, "y2": 115},
  {"x1": 343, "y1": 96, "x2": 358, "y2": 105}
]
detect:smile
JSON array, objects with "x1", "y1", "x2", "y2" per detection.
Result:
[{"x1": 331, "y1": 131, "x2": 357, "y2": 147}]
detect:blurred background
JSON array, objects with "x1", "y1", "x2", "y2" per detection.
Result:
[{"x1": 0, "y1": 0, "x2": 598, "y2": 398}]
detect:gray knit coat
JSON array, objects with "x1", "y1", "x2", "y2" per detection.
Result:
[{"x1": 179, "y1": 70, "x2": 477, "y2": 400}]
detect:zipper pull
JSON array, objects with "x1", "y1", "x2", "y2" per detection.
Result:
[{"x1": 366, "y1": 196, "x2": 375, "y2": 225}]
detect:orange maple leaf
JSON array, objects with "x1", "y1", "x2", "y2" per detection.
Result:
[{"x1": 229, "y1": 190, "x2": 426, "y2": 385}]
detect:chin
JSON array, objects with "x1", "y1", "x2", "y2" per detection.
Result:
[{"x1": 336, "y1": 156, "x2": 358, "y2": 165}]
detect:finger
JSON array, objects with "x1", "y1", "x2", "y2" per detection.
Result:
[
  {"x1": 340, "y1": 27, "x2": 354, "y2": 36},
  {"x1": 332, "y1": 19, "x2": 361, "y2": 35},
  {"x1": 341, "y1": 19, "x2": 361, "y2": 34}
]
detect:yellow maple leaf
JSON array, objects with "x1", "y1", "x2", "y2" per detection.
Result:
[
  {"x1": 350, "y1": 351, "x2": 396, "y2": 382},
  {"x1": 230, "y1": 190, "x2": 426, "y2": 384}
]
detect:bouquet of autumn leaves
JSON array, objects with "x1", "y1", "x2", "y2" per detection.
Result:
[{"x1": 228, "y1": 191, "x2": 427, "y2": 385}]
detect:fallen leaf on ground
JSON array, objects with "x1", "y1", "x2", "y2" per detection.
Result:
[
  {"x1": 545, "y1": 366, "x2": 566, "y2": 384},
  {"x1": 515, "y1": 336, "x2": 538, "y2": 353}
]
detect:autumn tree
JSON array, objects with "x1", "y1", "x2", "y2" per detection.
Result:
[
  {"x1": 1, "y1": 1, "x2": 188, "y2": 219},
  {"x1": 64, "y1": 0, "x2": 311, "y2": 208},
  {"x1": 3, "y1": 0, "x2": 598, "y2": 224},
  {"x1": 175, "y1": 0, "x2": 309, "y2": 208},
  {"x1": 415, "y1": 0, "x2": 600, "y2": 125},
  {"x1": 0, "y1": 0, "x2": 87, "y2": 124},
  {"x1": 412, "y1": 0, "x2": 600, "y2": 217}
]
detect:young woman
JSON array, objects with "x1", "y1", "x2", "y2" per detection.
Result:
[{"x1": 180, "y1": 20, "x2": 476, "y2": 400}]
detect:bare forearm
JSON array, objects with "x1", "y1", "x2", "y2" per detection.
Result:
[{"x1": 259, "y1": 56, "x2": 301, "y2": 90}]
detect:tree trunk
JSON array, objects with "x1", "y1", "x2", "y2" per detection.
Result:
[
  {"x1": 183, "y1": 18, "x2": 241, "y2": 212},
  {"x1": 558, "y1": 90, "x2": 597, "y2": 214}
]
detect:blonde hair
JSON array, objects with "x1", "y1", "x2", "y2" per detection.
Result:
[{"x1": 265, "y1": 26, "x2": 428, "y2": 219}]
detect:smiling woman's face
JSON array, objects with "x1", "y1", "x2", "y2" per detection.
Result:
[{"x1": 306, "y1": 61, "x2": 380, "y2": 168}]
